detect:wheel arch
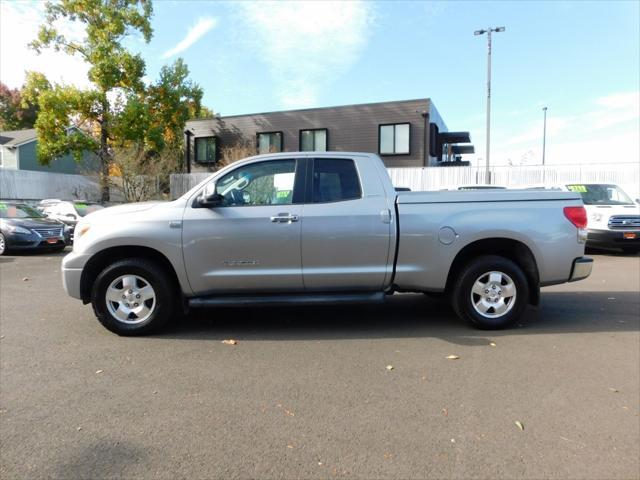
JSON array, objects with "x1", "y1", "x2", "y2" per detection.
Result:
[
  {"x1": 445, "y1": 238, "x2": 540, "y2": 305},
  {"x1": 80, "y1": 245, "x2": 182, "y2": 304}
]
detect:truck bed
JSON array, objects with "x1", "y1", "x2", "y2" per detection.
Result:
[{"x1": 396, "y1": 189, "x2": 582, "y2": 204}]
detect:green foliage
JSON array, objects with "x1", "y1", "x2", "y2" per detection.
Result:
[
  {"x1": 115, "y1": 58, "x2": 203, "y2": 155},
  {"x1": 0, "y1": 73, "x2": 51, "y2": 130},
  {"x1": 34, "y1": 85, "x2": 99, "y2": 162},
  {"x1": 28, "y1": 0, "x2": 208, "y2": 201},
  {"x1": 30, "y1": 0, "x2": 153, "y2": 94}
]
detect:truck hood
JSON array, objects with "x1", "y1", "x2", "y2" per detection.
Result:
[
  {"x1": 585, "y1": 203, "x2": 640, "y2": 230},
  {"x1": 585, "y1": 204, "x2": 640, "y2": 217},
  {"x1": 86, "y1": 201, "x2": 165, "y2": 219}
]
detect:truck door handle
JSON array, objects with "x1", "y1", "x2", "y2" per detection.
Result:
[{"x1": 270, "y1": 213, "x2": 299, "y2": 223}]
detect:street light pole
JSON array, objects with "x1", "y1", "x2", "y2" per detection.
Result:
[
  {"x1": 542, "y1": 106, "x2": 548, "y2": 166},
  {"x1": 474, "y1": 26, "x2": 505, "y2": 184}
]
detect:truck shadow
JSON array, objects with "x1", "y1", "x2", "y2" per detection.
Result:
[{"x1": 156, "y1": 291, "x2": 639, "y2": 345}]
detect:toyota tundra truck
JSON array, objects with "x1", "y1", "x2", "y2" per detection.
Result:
[{"x1": 62, "y1": 152, "x2": 593, "y2": 335}]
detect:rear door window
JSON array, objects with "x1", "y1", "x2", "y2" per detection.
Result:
[{"x1": 310, "y1": 158, "x2": 361, "y2": 203}]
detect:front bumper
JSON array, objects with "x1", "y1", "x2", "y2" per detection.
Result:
[
  {"x1": 61, "y1": 251, "x2": 92, "y2": 300},
  {"x1": 4, "y1": 230, "x2": 68, "y2": 250},
  {"x1": 569, "y1": 256, "x2": 593, "y2": 282},
  {"x1": 587, "y1": 228, "x2": 640, "y2": 248}
]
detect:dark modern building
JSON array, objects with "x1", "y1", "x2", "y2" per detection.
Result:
[{"x1": 184, "y1": 98, "x2": 474, "y2": 172}]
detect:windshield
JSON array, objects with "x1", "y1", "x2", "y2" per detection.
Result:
[
  {"x1": 0, "y1": 202, "x2": 45, "y2": 219},
  {"x1": 566, "y1": 184, "x2": 634, "y2": 205},
  {"x1": 73, "y1": 203, "x2": 104, "y2": 217}
]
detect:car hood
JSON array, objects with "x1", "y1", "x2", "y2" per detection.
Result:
[{"x1": 0, "y1": 217, "x2": 65, "y2": 229}]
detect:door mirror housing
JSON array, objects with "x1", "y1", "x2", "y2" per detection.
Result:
[{"x1": 197, "y1": 189, "x2": 225, "y2": 208}]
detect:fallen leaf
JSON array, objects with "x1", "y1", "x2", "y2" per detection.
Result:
[
  {"x1": 318, "y1": 462, "x2": 323, "y2": 466},
  {"x1": 442, "y1": 408, "x2": 448, "y2": 416},
  {"x1": 221, "y1": 339, "x2": 238, "y2": 345},
  {"x1": 22, "y1": 277, "x2": 29, "y2": 282},
  {"x1": 489, "y1": 342, "x2": 497, "y2": 347},
  {"x1": 609, "y1": 387, "x2": 619, "y2": 393},
  {"x1": 284, "y1": 409, "x2": 295, "y2": 417},
  {"x1": 77, "y1": 426, "x2": 82, "y2": 431},
  {"x1": 286, "y1": 444, "x2": 294, "y2": 449},
  {"x1": 386, "y1": 365, "x2": 394, "y2": 371},
  {"x1": 383, "y1": 452, "x2": 393, "y2": 459},
  {"x1": 95, "y1": 370, "x2": 103, "y2": 374},
  {"x1": 152, "y1": 390, "x2": 158, "y2": 394},
  {"x1": 515, "y1": 421, "x2": 524, "y2": 431},
  {"x1": 446, "y1": 355, "x2": 460, "y2": 360}
]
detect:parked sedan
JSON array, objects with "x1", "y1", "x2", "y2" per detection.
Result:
[
  {"x1": 39, "y1": 200, "x2": 104, "y2": 242},
  {"x1": 0, "y1": 202, "x2": 70, "y2": 255}
]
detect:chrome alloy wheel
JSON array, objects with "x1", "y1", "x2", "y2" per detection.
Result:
[
  {"x1": 105, "y1": 275, "x2": 156, "y2": 324},
  {"x1": 0, "y1": 234, "x2": 5, "y2": 255},
  {"x1": 470, "y1": 270, "x2": 517, "y2": 319}
]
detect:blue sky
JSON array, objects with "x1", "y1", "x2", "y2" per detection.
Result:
[{"x1": 2, "y1": 0, "x2": 639, "y2": 166}]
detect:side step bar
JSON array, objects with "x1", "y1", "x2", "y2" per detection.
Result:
[{"x1": 189, "y1": 291, "x2": 385, "y2": 308}]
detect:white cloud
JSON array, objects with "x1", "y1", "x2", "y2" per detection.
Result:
[
  {"x1": 161, "y1": 17, "x2": 217, "y2": 59},
  {"x1": 487, "y1": 90, "x2": 640, "y2": 166},
  {"x1": 0, "y1": 1, "x2": 90, "y2": 88},
  {"x1": 236, "y1": 1, "x2": 375, "y2": 108}
]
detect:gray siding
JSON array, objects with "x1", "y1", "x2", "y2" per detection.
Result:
[{"x1": 186, "y1": 99, "x2": 435, "y2": 172}]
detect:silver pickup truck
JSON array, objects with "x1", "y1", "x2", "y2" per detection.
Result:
[{"x1": 62, "y1": 152, "x2": 593, "y2": 335}]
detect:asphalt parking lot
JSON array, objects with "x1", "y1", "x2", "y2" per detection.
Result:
[{"x1": 1, "y1": 249, "x2": 638, "y2": 479}]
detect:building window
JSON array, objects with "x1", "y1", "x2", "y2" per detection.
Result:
[
  {"x1": 379, "y1": 123, "x2": 410, "y2": 155},
  {"x1": 195, "y1": 136, "x2": 217, "y2": 163},
  {"x1": 311, "y1": 158, "x2": 361, "y2": 203},
  {"x1": 257, "y1": 132, "x2": 283, "y2": 154},
  {"x1": 300, "y1": 129, "x2": 327, "y2": 152}
]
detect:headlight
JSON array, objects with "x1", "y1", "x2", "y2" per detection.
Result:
[
  {"x1": 8, "y1": 225, "x2": 31, "y2": 234},
  {"x1": 75, "y1": 223, "x2": 91, "y2": 239}
]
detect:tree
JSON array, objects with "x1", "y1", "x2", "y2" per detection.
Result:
[
  {"x1": 0, "y1": 73, "x2": 50, "y2": 130},
  {"x1": 30, "y1": 0, "x2": 153, "y2": 201},
  {"x1": 115, "y1": 58, "x2": 203, "y2": 159}
]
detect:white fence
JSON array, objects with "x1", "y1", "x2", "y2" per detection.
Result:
[
  {"x1": 170, "y1": 163, "x2": 640, "y2": 200},
  {"x1": 0, "y1": 168, "x2": 127, "y2": 202}
]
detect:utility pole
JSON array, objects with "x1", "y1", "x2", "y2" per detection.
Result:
[{"x1": 474, "y1": 26, "x2": 505, "y2": 184}]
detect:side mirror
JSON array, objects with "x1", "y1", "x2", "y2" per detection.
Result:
[{"x1": 198, "y1": 191, "x2": 225, "y2": 208}]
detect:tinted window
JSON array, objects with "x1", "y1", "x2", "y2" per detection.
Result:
[
  {"x1": 379, "y1": 123, "x2": 410, "y2": 155},
  {"x1": 300, "y1": 129, "x2": 327, "y2": 151},
  {"x1": 195, "y1": 137, "x2": 217, "y2": 163},
  {"x1": 213, "y1": 159, "x2": 296, "y2": 206},
  {"x1": 566, "y1": 184, "x2": 634, "y2": 205},
  {"x1": 311, "y1": 159, "x2": 361, "y2": 203},
  {"x1": 0, "y1": 203, "x2": 44, "y2": 219},
  {"x1": 257, "y1": 132, "x2": 283, "y2": 154}
]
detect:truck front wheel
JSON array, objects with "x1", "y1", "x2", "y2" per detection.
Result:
[
  {"x1": 90, "y1": 258, "x2": 175, "y2": 336},
  {"x1": 451, "y1": 255, "x2": 529, "y2": 329}
]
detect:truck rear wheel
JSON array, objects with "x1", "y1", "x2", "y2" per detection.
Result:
[
  {"x1": 451, "y1": 255, "x2": 529, "y2": 329},
  {"x1": 91, "y1": 258, "x2": 175, "y2": 336}
]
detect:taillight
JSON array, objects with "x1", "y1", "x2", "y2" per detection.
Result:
[{"x1": 563, "y1": 206, "x2": 588, "y2": 229}]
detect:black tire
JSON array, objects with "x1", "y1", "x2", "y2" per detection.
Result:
[
  {"x1": 91, "y1": 258, "x2": 175, "y2": 336},
  {"x1": 451, "y1": 255, "x2": 529, "y2": 329},
  {"x1": 0, "y1": 233, "x2": 6, "y2": 256}
]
